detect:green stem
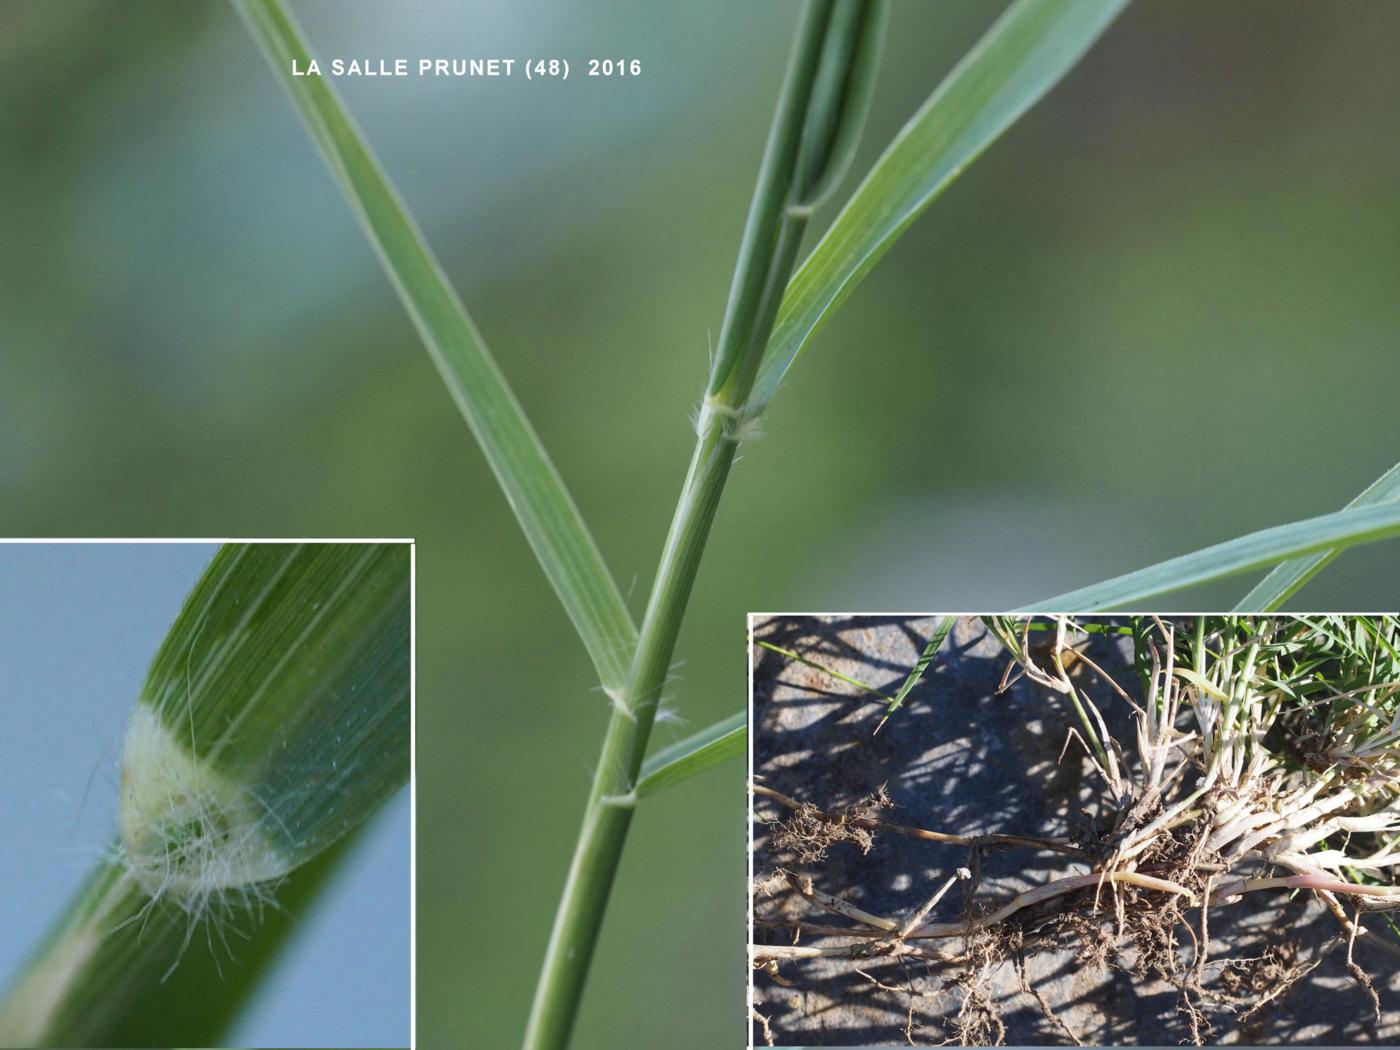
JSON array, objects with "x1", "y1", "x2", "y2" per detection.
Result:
[{"x1": 521, "y1": 3, "x2": 886, "y2": 1046}]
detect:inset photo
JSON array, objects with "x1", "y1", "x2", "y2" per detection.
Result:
[
  {"x1": 750, "y1": 614, "x2": 1400, "y2": 1047},
  {"x1": 0, "y1": 541, "x2": 411, "y2": 1049}
]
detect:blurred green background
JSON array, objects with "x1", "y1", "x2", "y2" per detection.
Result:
[{"x1": 3, "y1": 1, "x2": 1400, "y2": 1046}]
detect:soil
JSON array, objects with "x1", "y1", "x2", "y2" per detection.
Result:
[{"x1": 750, "y1": 615, "x2": 1400, "y2": 1047}]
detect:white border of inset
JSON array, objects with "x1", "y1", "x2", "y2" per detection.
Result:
[{"x1": 747, "y1": 613, "x2": 756, "y2": 1050}]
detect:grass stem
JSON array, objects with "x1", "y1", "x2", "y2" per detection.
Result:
[{"x1": 522, "y1": 5, "x2": 887, "y2": 1045}]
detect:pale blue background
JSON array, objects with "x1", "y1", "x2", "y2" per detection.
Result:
[{"x1": 0, "y1": 543, "x2": 410, "y2": 1048}]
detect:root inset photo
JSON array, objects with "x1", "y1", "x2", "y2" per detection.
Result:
[{"x1": 749, "y1": 614, "x2": 1400, "y2": 1047}]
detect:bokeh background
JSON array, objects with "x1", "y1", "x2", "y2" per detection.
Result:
[
  {"x1": 0, "y1": 544, "x2": 410, "y2": 1047},
  {"x1": 3, "y1": 1, "x2": 1400, "y2": 1047}
]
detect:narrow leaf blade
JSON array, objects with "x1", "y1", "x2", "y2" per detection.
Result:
[
  {"x1": 753, "y1": 0, "x2": 1132, "y2": 407},
  {"x1": 756, "y1": 640, "x2": 894, "y2": 701},
  {"x1": 636, "y1": 712, "x2": 746, "y2": 798},
  {"x1": 876, "y1": 615, "x2": 955, "y2": 731},
  {"x1": 1025, "y1": 502, "x2": 1400, "y2": 611},
  {"x1": 1234, "y1": 461, "x2": 1400, "y2": 611},
  {"x1": 232, "y1": 0, "x2": 637, "y2": 689}
]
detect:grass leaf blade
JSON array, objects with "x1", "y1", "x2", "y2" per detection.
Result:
[
  {"x1": 752, "y1": 0, "x2": 1131, "y2": 408},
  {"x1": 1233, "y1": 461, "x2": 1400, "y2": 611},
  {"x1": 636, "y1": 712, "x2": 746, "y2": 799},
  {"x1": 1026, "y1": 501, "x2": 1400, "y2": 611},
  {"x1": 875, "y1": 615, "x2": 955, "y2": 732},
  {"x1": 756, "y1": 640, "x2": 894, "y2": 701},
  {"x1": 231, "y1": 0, "x2": 637, "y2": 689}
]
